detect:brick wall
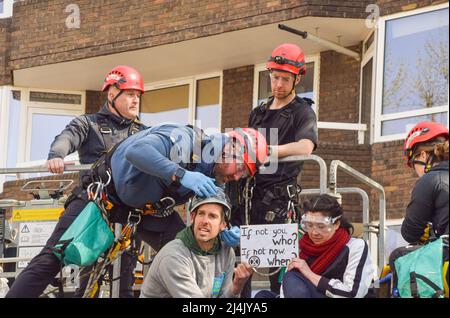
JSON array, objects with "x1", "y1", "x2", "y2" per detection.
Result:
[
  {"x1": 371, "y1": 140, "x2": 417, "y2": 220},
  {"x1": 318, "y1": 46, "x2": 362, "y2": 145},
  {"x1": 376, "y1": 0, "x2": 448, "y2": 15},
  {"x1": 222, "y1": 65, "x2": 254, "y2": 130},
  {"x1": 8, "y1": 0, "x2": 372, "y2": 71},
  {"x1": 300, "y1": 143, "x2": 373, "y2": 223},
  {"x1": 0, "y1": 18, "x2": 12, "y2": 85},
  {"x1": 85, "y1": 90, "x2": 106, "y2": 114}
]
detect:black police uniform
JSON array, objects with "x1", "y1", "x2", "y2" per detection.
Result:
[
  {"x1": 6, "y1": 103, "x2": 147, "y2": 298},
  {"x1": 244, "y1": 95, "x2": 318, "y2": 296}
]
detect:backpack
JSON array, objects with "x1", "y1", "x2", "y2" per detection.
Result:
[{"x1": 395, "y1": 237, "x2": 445, "y2": 298}]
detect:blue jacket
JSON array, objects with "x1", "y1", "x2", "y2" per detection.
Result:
[{"x1": 110, "y1": 123, "x2": 226, "y2": 208}]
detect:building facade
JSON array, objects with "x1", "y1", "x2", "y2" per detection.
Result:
[{"x1": 0, "y1": 0, "x2": 448, "y2": 228}]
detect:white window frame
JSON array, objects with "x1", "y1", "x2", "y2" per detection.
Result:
[
  {"x1": 374, "y1": 3, "x2": 449, "y2": 143},
  {"x1": 368, "y1": 218, "x2": 405, "y2": 271},
  {"x1": 359, "y1": 29, "x2": 377, "y2": 144},
  {"x1": 252, "y1": 54, "x2": 320, "y2": 112},
  {"x1": 0, "y1": 87, "x2": 84, "y2": 189},
  {"x1": 17, "y1": 88, "x2": 85, "y2": 163},
  {"x1": 143, "y1": 71, "x2": 223, "y2": 132},
  {"x1": 253, "y1": 54, "x2": 368, "y2": 143},
  {"x1": 0, "y1": 0, "x2": 13, "y2": 18},
  {"x1": 0, "y1": 86, "x2": 9, "y2": 192}
]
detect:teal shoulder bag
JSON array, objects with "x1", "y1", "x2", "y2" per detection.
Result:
[
  {"x1": 395, "y1": 238, "x2": 445, "y2": 298},
  {"x1": 53, "y1": 201, "x2": 115, "y2": 267}
]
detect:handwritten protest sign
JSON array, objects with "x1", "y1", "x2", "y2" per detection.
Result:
[{"x1": 240, "y1": 223, "x2": 299, "y2": 268}]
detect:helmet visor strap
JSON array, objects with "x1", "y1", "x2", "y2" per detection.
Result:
[{"x1": 269, "y1": 56, "x2": 304, "y2": 68}]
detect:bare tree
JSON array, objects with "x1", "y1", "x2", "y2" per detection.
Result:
[{"x1": 413, "y1": 28, "x2": 449, "y2": 121}]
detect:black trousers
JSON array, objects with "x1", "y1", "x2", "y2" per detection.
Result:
[{"x1": 6, "y1": 194, "x2": 185, "y2": 298}]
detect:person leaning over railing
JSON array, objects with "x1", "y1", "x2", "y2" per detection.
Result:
[{"x1": 6, "y1": 125, "x2": 267, "y2": 298}]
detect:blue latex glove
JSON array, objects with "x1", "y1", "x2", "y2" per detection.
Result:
[
  {"x1": 180, "y1": 170, "x2": 218, "y2": 197},
  {"x1": 220, "y1": 226, "x2": 240, "y2": 247}
]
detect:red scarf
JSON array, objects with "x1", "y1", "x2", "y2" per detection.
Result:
[{"x1": 299, "y1": 227, "x2": 350, "y2": 275}]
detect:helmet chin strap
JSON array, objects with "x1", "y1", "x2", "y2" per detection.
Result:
[{"x1": 108, "y1": 88, "x2": 134, "y2": 123}]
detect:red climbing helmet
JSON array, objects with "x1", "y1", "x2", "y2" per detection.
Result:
[
  {"x1": 227, "y1": 128, "x2": 268, "y2": 176},
  {"x1": 404, "y1": 121, "x2": 449, "y2": 167},
  {"x1": 266, "y1": 43, "x2": 306, "y2": 75},
  {"x1": 101, "y1": 65, "x2": 144, "y2": 93}
]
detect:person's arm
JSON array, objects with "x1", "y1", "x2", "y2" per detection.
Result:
[
  {"x1": 317, "y1": 240, "x2": 374, "y2": 298},
  {"x1": 124, "y1": 133, "x2": 218, "y2": 197},
  {"x1": 271, "y1": 139, "x2": 315, "y2": 158},
  {"x1": 401, "y1": 177, "x2": 435, "y2": 243},
  {"x1": 287, "y1": 258, "x2": 321, "y2": 286},
  {"x1": 46, "y1": 115, "x2": 90, "y2": 173},
  {"x1": 219, "y1": 250, "x2": 252, "y2": 298},
  {"x1": 123, "y1": 134, "x2": 181, "y2": 182},
  {"x1": 270, "y1": 107, "x2": 318, "y2": 159}
]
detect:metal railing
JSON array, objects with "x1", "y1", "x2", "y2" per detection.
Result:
[
  {"x1": 279, "y1": 154, "x2": 328, "y2": 194},
  {"x1": 1, "y1": 155, "x2": 387, "y2": 293},
  {"x1": 329, "y1": 160, "x2": 386, "y2": 270},
  {"x1": 0, "y1": 164, "x2": 92, "y2": 175}
]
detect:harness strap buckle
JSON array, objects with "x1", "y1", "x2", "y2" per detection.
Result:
[
  {"x1": 127, "y1": 210, "x2": 142, "y2": 225},
  {"x1": 100, "y1": 127, "x2": 112, "y2": 134}
]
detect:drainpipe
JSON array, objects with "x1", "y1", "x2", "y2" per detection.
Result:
[{"x1": 278, "y1": 24, "x2": 361, "y2": 61}]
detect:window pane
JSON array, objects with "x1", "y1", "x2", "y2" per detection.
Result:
[
  {"x1": 361, "y1": 58, "x2": 373, "y2": 144},
  {"x1": 29, "y1": 91, "x2": 82, "y2": 104},
  {"x1": 381, "y1": 112, "x2": 448, "y2": 136},
  {"x1": 141, "y1": 85, "x2": 189, "y2": 126},
  {"x1": 382, "y1": 8, "x2": 449, "y2": 115},
  {"x1": 195, "y1": 77, "x2": 220, "y2": 132},
  {"x1": 30, "y1": 114, "x2": 77, "y2": 161},
  {"x1": 258, "y1": 62, "x2": 315, "y2": 104},
  {"x1": 0, "y1": 1, "x2": 4, "y2": 13},
  {"x1": 364, "y1": 32, "x2": 375, "y2": 53}
]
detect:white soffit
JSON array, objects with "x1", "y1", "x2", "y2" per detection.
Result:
[{"x1": 13, "y1": 16, "x2": 370, "y2": 91}]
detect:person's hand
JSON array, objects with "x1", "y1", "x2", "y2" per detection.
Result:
[
  {"x1": 220, "y1": 226, "x2": 240, "y2": 247},
  {"x1": 45, "y1": 158, "x2": 65, "y2": 174},
  {"x1": 233, "y1": 262, "x2": 253, "y2": 294},
  {"x1": 180, "y1": 170, "x2": 218, "y2": 197},
  {"x1": 287, "y1": 258, "x2": 311, "y2": 276}
]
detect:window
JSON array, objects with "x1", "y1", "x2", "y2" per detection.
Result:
[
  {"x1": 0, "y1": 87, "x2": 84, "y2": 188},
  {"x1": 141, "y1": 84, "x2": 190, "y2": 126},
  {"x1": 28, "y1": 111, "x2": 79, "y2": 161},
  {"x1": 0, "y1": 0, "x2": 13, "y2": 18},
  {"x1": 141, "y1": 73, "x2": 222, "y2": 134},
  {"x1": 195, "y1": 77, "x2": 221, "y2": 134},
  {"x1": 253, "y1": 56, "x2": 319, "y2": 112},
  {"x1": 360, "y1": 31, "x2": 376, "y2": 144},
  {"x1": 375, "y1": 4, "x2": 449, "y2": 142}
]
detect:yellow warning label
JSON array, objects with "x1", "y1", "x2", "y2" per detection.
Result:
[{"x1": 12, "y1": 208, "x2": 64, "y2": 222}]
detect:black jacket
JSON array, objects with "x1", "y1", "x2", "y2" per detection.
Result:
[
  {"x1": 248, "y1": 95, "x2": 318, "y2": 188},
  {"x1": 47, "y1": 103, "x2": 146, "y2": 164},
  {"x1": 401, "y1": 161, "x2": 449, "y2": 243}
]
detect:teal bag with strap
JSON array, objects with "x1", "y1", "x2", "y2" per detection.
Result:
[
  {"x1": 395, "y1": 238, "x2": 445, "y2": 298},
  {"x1": 53, "y1": 201, "x2": 115, "y2": 267}
]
